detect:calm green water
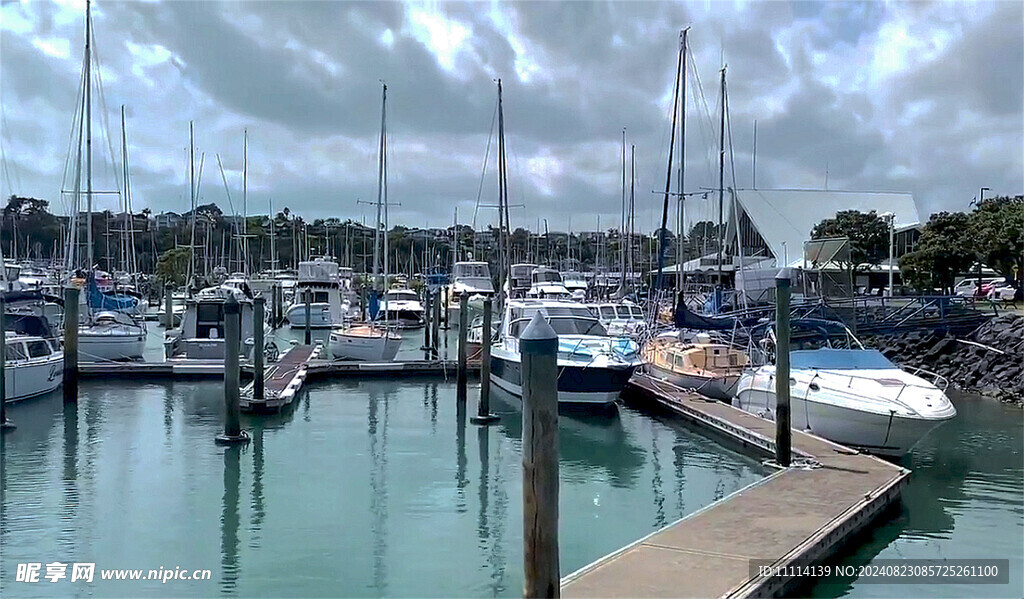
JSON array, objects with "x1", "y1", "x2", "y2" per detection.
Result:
[
  {"x1": 809, "y1": 392, "x2": 1024, "y2": 598},
  {"x1": 0, "y1": 377, "x2": 763, "y2": 597}
]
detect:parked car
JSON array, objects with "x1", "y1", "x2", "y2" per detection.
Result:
[
  {"x1": 953, "y1": 277, "x2": 1001, "y2": 298},
  {"x1": 988, "y1": 280, "x2": 1022, "y2": 302}
]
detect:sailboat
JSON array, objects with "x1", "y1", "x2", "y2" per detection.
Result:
[
  {"x1": 65, "y1": 0, "x2": 146, "y2": 362},
  {"x1": 330, "y1": 83, "x2": 401, "y2": 361}
]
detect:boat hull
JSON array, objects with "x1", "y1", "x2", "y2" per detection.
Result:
[
  {"x1": 329, "y1": 331, "x2": 402, "y2": 362},
  {"x1": 79, "y1": 330, "x2": 146, "y2": 361},
  {"x1": 286, "y1": 303, "x2": 336, "y2": 328},
  {"x1": 4, "y1": 356, "x2": 63, "y2": 402},
  {"x1": 490, "y1": 354, "x2": 634, "y2": 405},
  {"x1": 644, "y1": 362, "x2": 739, "y2": 401}
]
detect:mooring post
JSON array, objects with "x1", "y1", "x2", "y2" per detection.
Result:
[
  {"x1": 423, "y1": 291, "x2": 432, "y2": 359},
  {"x1": 216, "y1": 294, "x2": 249, "y2": 444},
  {"x1": 457, "y1": 293, "x2": 468, "y2": 404},
  {"x1": 253, "y1": 295, "x2": 265, "y2": 400},
  {"x1": 0, "y1": 293, "x2": 14, "y2": 430},
  {"x1": 472, "y1": 297, "x2": 498, "y2": 425},
  {"x1": 303, "y1": 289, "x2": 312, "y2": 345},
  {"x1": 63, "y1": 286, "x2": 80, "y2": 404},
  {"x1": 432, "y1": 292, "x2": 441, "y2": 360},
  {"x1": 269, "y1": 284, "x2": 279, "y2": 328},
  {"x1": 775, "y1": 268, "x2": 792, "y2": 468},
  {"x1": 164, "y1": 284, "x2": 174, "y2": 328},
  {"x1": 520, "y1": 312, "x2": 560, "y2": 598}
]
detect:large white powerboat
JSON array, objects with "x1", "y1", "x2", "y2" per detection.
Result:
[
  {"x1": 588, "y1": 301, "x2": 647, "y2": 338},
  {"x1": 525, "y1": 267, "x2": 572, "y2": 300},
  {"x1": 445, "y1": 261, "x2": 495, "y2": 325},
  {"x1": 507, "y1": 263, "x2": 538, "y2": 299},
  {"x1": 286, "y1": 258, "x2": 344, "y2": 328},
  {"x1": 164, "y1": 285, "x2": 266, "y2": 364},
  {"x1": 376, "y1": 288, "x2": 425, "y2": 329},
  {"x1": 734, "y1": 320, "x2": 956, "y2": 457},
  {"x1": 490, "y1": 299, "x2": 643, "y2": 405},
  {"x1": 3, "y1": 331, "x2": 63, "y2": 402}
]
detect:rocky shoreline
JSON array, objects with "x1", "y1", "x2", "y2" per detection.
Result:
[{"x1": 865, "y1": 313, "x2": 1024, "y2": 404}]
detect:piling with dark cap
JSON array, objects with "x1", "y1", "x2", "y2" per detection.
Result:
[
  {"x1": 62, "y1": 286, "x2": 80, "y2": 404},
  {"x1": 471, "y1": 297, "x2": 498, "y2": 425},
  {"x1": 457, "y1": 293, "x2": 468, "y2": 404},
  {"x1": 253, "y1": 295, "x2": 265, "y2": 400},
  {"x1": 216, "y1": 293, "x2": 249, "y2": 445},
  {"x1": 0, "y1": 293, "x2": 14, "y2": 430},
  {"x1": 775, "y1": 268, "x2": 792, "y2": 467},
  {"x1": 303, "y1": 289, "x2": 312, "y2": 345},
  {"x1": 520, "y1": 311, "x2": 560, "y2": 598}
]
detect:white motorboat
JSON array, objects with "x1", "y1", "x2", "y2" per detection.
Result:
[
  {"x1": 376, "y1": 288, "x2": 425, "y2": 329},
  {"x1": 286, "y1": 258, "x2": 344, "y2": 328},
  {"x1": 525, "y1": 267, "x2": 572, "y2": 300},
  {"x1": 446, "y1": 261, "x2": 495, "y2": 325},
  {"x1": 164, "y1": 285, "x2": 266, "y2": 363},
  {"x1": 561, "y1": 271, "x2": 588, "y2": 297},
  {"x1": 329, "y1": 323, "x2": 402, "y2": 361},
  {"x1": 3, "y1": 332, "x2": 63, "y2": 402},
  {"x1": 734, "y1": 321, "x2": 956, "y2": 457},
  {"x1": 490, "y1": 299, "x2": 643, "y2": 405},
  {"x1": 588, "y1": 301, "x2": 647, "y2": 338},
  {"x1": 507, "y1": 263, "x2": 537, "y2": 299}
]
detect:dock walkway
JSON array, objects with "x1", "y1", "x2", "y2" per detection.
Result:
[
  {"x1": 561, "y1": 373, "x2": 910, "y2": 598},
  {"x1": 240, "y1": 344, "x2": 319, "y2": 412}
]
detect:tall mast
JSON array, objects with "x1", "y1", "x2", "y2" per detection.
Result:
[
  {"x1": 629, "y1": 145, "x2": 635, "y2": 284},
  {"x1": 372, "y1": 84, "x2": 386, "y2": 285},
  {"x1": 242, "y1": 129, "x2": 248, "y2": 276},
  {"x1": 382, "y1": 85, "x2": 390, "y2": 284},
  {"x1": 120, "y1": 105, "x2": 129, "y2": 273},
  {"x1": 496, "y1": 78, "x2": 508, "y2": 307},
  {"x1": 676, "y1": 28, "x2": 688, "y2": 297},
  {"x1": 269, "y1": 197, "x2": 276, "y2": 270},
  {"x1": 188, "y1": 120, "x2": 196, "y2": 287},
  {"x1": 655, "y1": 28, "x2": 685, "y2": 301},
  {"x1": 85, "y1": 0, "x2": 94, "y2": 272},
  {"x1": 619, "y1": 128, "x2": 626, "y2": 291},
  {"x1": 717, "y1": 66, "x2": 727, "y2": 287}
]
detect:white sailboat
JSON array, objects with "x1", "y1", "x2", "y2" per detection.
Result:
[{"x1": 330, "y1": 82, "x2": 402, "y2": 360}]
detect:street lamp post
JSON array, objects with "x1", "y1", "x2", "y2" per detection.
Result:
[{"x1": 881, "y1": 211, "x2": 895, "y2": 297}]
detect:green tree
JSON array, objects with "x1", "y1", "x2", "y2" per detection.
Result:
[
  {"x1": 899, "y1": 212, "x2": 975, "y2": 293},
  {"x1": 155, "y1": 247, "x2": 191, "y2": 286},
  {"x1": 970, "y1": 195, "x2": 1023, "y2": 288},
  {"x1": 810, "y1": 210, "x2": 888, "y2": 274}
]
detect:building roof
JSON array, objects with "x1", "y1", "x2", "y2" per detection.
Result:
[{"x1": 728, "y1": 188, "x2": 920, "y2": 265}]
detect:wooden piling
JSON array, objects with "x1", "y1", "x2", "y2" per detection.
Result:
[
  {"x1": 270, "y1": 284, "x2": 280, "y2": 328},
  {"x1": 63, "y1": 286, "x2": 80, "y2": 404},
  {"x1": 304, "y1": 289, "x2": 312, "y2": 345},
  {"x1": 164, "y1": 285, "x2": 174, "y2": 328},
  {"x1": 253, "y1": 295, "x2": 265, "y2": 400},
  {"x1": 471, "y1": 297, "x2": 498, "y2": 425},
  {"x1": 457, "y1": 293, "x2": 468, "y2": 404},
  {"x1": 432, "y1": 292, "x2": 441, "y2": 359},
  {"x1": 423, "y1": 292, "x2": 432, "y2": 359},
  {"x1": 216, "y1": 294, "x2": 249, "y2": 444},
  {"x1": 0, "y1": 293, "x2": 13, "y2": 430},
  {"x1": 775, "y1": 268, "x2": 792, "y2": 467},
  {"x1": 520, "y1": 312, "x2": 560, "y2": 598}
]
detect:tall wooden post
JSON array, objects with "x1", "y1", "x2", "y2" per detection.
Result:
[
  {"x1": 63, "y1": 286, "x2": 80, "y2": 404},
  {"x1": 303, "y1": 289, "x2": 312, "y2": 345},
  {"x1": 457, "y1": 293, "x2": 468, "y2": 404},
  {"x1": 164, "y1": 285, "x2": 174, "y2": 328},
  {"x1": 270, "y1": 284, "x2": 280, "y2": 328},
  {"x1": 775, "y1": 268, "x2": 792, "y2": 467},
  {"x1": 216, "y1": 294, "x2": 249, "y2": 444},
  {"x1": 423, "y1": 292, "x2": 432, "y2": 359},
  {"x1": 253, "y1": 296, "x2": 265, "y2": 400},
  {"x1": 432, "y1": 292, "x2": 441, "y2": 359},
  {"x1": 471, "y1": 298, "x2": 498, "y2": 425},
  {"x1": 0, "y1": 294, "x2": 13, "y2": 430},
  {"x1": 520, "y1": 312, "x2": 560, "y2": 598}
]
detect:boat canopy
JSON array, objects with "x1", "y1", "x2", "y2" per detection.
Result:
[{"x1": 790, "y1": 348, "x2": 894, "y2": 370}]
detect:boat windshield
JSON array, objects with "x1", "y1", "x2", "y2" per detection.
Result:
[
  {"x1": 509, "y1": 316, "x2": 606, "y2": 337},
  {"x1": 387, "y1": 292, "x2": 418, "y2": 302},
  {"x1": 533, "y1": 270, "x2": 562, "y2": 283},
  {"x1": 599, "y1": 306, "x2": 616, "y2": 319},
  {"x1": 791, "y1": 349, "x2": 894, "y2": 370},
  {"x1": 454, "y1": 264, "x2": 490, "y2": 278}
]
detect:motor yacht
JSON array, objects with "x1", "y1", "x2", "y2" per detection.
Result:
[
  {"x1": 525, "y1": 267, "x2": 572, "y2": 300},
  {"x1": 376, "y1": 288, "x2": 425, "y2": 329},
  {"x1": 490, "y1": 299, "x2": 643, "y2": 405},
  {"x1": 286, "y1": 258, "x2": 344, "y2": 328}
]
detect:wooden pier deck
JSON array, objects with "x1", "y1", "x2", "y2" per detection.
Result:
[
  {"x1": 79, "y1": 358, "x2": 479, "y2": 379},
  {"x1": 561, "y1": 373, "x2": 910, "y2": 598},
  {"x1": 240, "y1": 344, "x2": 320, "y2": 412}
]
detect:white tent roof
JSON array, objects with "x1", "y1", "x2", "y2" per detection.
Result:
[{"x1": 729, "y1": 189, "x2": 921, "y2": 264}]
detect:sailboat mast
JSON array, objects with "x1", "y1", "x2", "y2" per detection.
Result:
[
  {"x1": 655, "y1": 29, "x2": 685, "y2": 300},
  {"x1": 269, "y1": 197, "x2": 276, "y2": 270},
  {"x1": 242, "y1": 129, "x2": 248, "y2": 276},
  {"x1": 120, "y1": 105, "x2": 129, "y2": 273},
  {"x1": 619, "y1": 128, "x2": 626, "y2": 291},
  {"x1": 496, "y1": 78, "x2": 507, "y2": 306},
  {"x1": 676, "y1": 28, "x2": 688, "y2": 297},
  {"x1": 188, "y1": 121, "x2": 196, "y2": 288},
  {"x1": 717, "y1": 66, "x2": 727, "y2": 287},
  {"x1": 382, "y1": 86, "x2": 390, "y2": 285},
  {"x1": 372, "y1": 84, "x2": 385, "y2": 285},
  {"x1": 85, "y1": 0, "x2": 93, "y2": 272}
]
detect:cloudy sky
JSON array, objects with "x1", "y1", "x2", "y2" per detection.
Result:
[{"x1": 1, "y1": 0, "x2": 1021, "y2": 233}]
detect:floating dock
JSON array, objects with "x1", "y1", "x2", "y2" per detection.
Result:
[
  {"x1": 240, "y1": 344, "x2": 320, "y2": 412},
  {"x1": 561, "y1": 373, "x2": 910, "y2": 598},
  {"x1": 79, "y1": 358, "x2": 480, "y2": 379}
]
